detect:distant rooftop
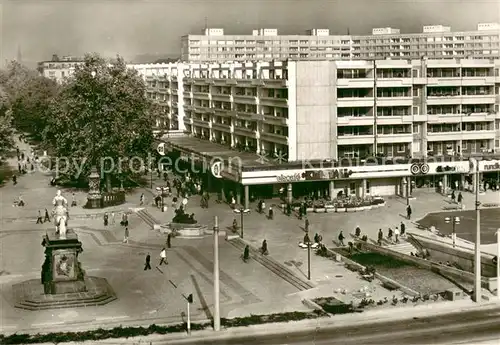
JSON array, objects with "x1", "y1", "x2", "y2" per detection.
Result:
[{"x1": 189, "y1": 22, "x2": 500, "y2": 37}]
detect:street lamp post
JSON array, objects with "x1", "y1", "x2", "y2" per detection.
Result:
[
  {"x1": 213, "y1": 216, "x2": 221, "y2": 331},
  {"x1": 444, "y1": 216, "x2": 460, "y2": 248},
  {"x1": 304, "y1": 232, "x2": 312, "y2": 281},
  {"x1": 238, "y1": 207, "x2": 249, "y2": 239},
  {"x1": 472, "y1": 158, "x2": 482, "y2": 303},
  {"x1": 496, "y1": 229, "x2": 500, "y2": 300}
]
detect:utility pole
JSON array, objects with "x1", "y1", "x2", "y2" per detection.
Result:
[
  {"x1": 496, "y1": 230, "x2": 500, "y2": 300},
  {"x1": 304, "y1": 232, "x2": 311, "y2": 280},
  {"x1": 473, "y1": 158, "x2": 482, "y2": 303},
  {"x1": 213, "y1": 216, "x2": 221, "y2": 331}
]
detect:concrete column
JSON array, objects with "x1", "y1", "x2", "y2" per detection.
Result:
[
  {"x1": 358, "y1": 181, "x2": 364, "y2": 198},
  {"x1": 471, "y1": 173, "x2": 476, "y2": 193},
  {"x1": 236, "y1": 187, "x2": 241, "y2": 205},
  {"x1": 443, "y1": 174, "x2": 448, "y2": 194},
  {"x1": 329, "y1": 181, "x2": 335, "y2": 201},
  {"x1": 287, "y1": 183, "x2": 293, "y2": 204},
  {"x1": 460, "y1": 175, "x2": 465, "y2": 191},
  {"x1": 244, "y1": 185, "x2": 249, "y2": 209},
  {"x1": 400, "y1": 178, "x2": 406, "y2": 197},
  {"x1": 362, "y1": 179, "x2": 367, "y2": 197}
]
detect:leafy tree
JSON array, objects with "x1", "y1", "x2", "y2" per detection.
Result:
[
  {"x1": 43, "y1": 53, "x2": 161, "y2": 191},
  {"x1": 0, "y1": 109, "x2": 15, "y2": 157},
  {"x1": 2, "y1": 61, "x2": 58, "y2": 142}
]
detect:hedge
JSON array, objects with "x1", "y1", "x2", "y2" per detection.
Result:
[{"x1": 0, "y1": 310, "x2": 327, "y2": 344}]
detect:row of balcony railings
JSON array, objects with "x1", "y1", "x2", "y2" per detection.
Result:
[{"x1": 336, "y1": 68, "x2": 496, "y2": 79}]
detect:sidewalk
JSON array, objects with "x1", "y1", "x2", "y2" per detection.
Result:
[{"x1": 47, "y1": 299, "x2": 500, "y2": 345}]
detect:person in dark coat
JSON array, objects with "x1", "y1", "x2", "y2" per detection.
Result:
[
  {"x1": 400, "y1": 222, "x2": 406, "y2": 236},
  {"x1": 338, "y1": 231, "x2": 345, "y2": 246},
  {"x1": 243, "y1": 245, "x2": 250, "y2": 262},
  {"x1": 166, "y1": 233, "x2": 172, "y2": 248},
  {"x1": 406, "y1": 205, "x2": 412, "y2": 220},
  {"x1": 378, "y1": 229, "x2": 384, "y2": 245},
  {"x1": 144, "y1": 253, "x2": 152, "y2": 270}
]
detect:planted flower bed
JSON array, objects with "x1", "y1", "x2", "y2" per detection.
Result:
[{"x1": 0, "y1": 311, "x2": 327, "y2": 344}]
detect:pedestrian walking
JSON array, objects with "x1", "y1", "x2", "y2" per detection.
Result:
[
  {"x1": 12, "y1": 175, "x2": 17, "y2": 185},
  {"x1": 140, "y1": 193, "x2": 145, "y2": 206},
  {"x1": 338, "y1": 231, "x2": 345, "y2": 246},
  {"x1": 406, "y1": 204, "x2": 412, "y2": 220},
  {"x1": 103, "y1": 213, "x2": 109, "y2": 226},
  {"x1": 451, "y1": 190, "x2": 456, "y2": 203},
  {"x1": 400, "y1": 222, "x2": 406, "y2": 237},
  {"x1": 71, "y1": 193, "x2": 77, "y2": 207},
  {"x1": 394, "y1": 227, "x2": 400, "y2": 243},
  {"x1": 378, "y1": 229, "x2": 384, "y2": 245},
  {"x1": 166, "y1": 233, "x2": 172, "y2": 248},
  {"x1": 111, "y1": 212, "x2": 116, "y2": 225},
  {"x1": 123, "y1": 227, "x2": 129, "y2": 243},
  {"x1": 243, "y1": 245, "x2": 250, "y2": 262},
  {"x1": 457, "y1": 192, "x2": 463, "y2": 207},
  {"x1": 36, "y1": 210, "x2": 43, "y2": 224},
  {"x1": 355, "y1": 226, "x2": 361, "y2": 237},
  {"x1": 144, "y1": 253, "x2": 152, "y2": 270},
  {"x1": 388, "y1": 228, "x2": 393, "y2": 241},
  {"x1": 44, "y1": 208, "x2": 51, "y2": 222},
  {"x1": 305, "y1": 218, "x2": 310, "y2": 232},
  {"x1": 159, "y1": 248, "x2": 168, "y2": 266}
]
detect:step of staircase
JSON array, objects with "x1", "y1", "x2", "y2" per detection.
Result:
[
  {"x1": 386, "y1": 242, "x2": 417, "y2": 255},
  {"x1": 136, "y1": 209, "x2": 159, "y2": 229},
  {"x1": 228, "y1": 238, "x2": 314, "y2": 291}
]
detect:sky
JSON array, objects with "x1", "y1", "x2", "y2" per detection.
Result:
[{"x1": 1, "y1": 0, "x2": 499, "y2": 65}]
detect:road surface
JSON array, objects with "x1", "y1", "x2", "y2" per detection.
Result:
[{"x1": 159, "y1": 307, "x2": 500, "y2": 345}]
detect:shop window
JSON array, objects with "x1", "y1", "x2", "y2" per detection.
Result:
[
  {"x1": 349, "y1": 182, "x2": 356, "y2": 195},
  {"x1": 365, "y1": 181, "x2": 371, "y2": 194},
  {"x1": 397, "y1": 144, "x2": 405, "y2": 153},
  {"x1": 496, "y1": 140, "x2": 499, "y2": 148}
]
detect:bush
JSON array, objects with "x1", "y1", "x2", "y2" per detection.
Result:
[{"x1": 0, "y1": 311, "x2": 330, "y2": 344}]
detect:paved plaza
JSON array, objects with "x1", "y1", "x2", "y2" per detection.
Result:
[{"x1": 2, "y1": 138, "x2": 500, "y2": 334}]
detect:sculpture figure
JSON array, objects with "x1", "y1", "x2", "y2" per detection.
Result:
[{"x1": 52, "y1": 190, "x2": 69, "y2": 238}]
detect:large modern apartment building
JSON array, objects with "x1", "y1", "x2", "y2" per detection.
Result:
[
  {"x1": 181, "y1": 23, "x2": 500, "y2": 62},
  {"x1": 133, "y1": 58, "x2": 500, "y2": 160},
  {"x1": 131, "y1": 58, "x2": 500, "y2": 201}
]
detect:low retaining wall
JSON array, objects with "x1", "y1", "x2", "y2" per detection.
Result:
[
  {"x1": 324, "y1": 248, "x2": 420, "y2": 296},
  {"x1": 361, "y1": 238, "x2": 495, "y2": 292},
  {"x1": 166, "y1": 223, "x2": 208, "y2": 237},
  {"x1": 410, "y1": 233, "x2": 497, "y2": 278}
]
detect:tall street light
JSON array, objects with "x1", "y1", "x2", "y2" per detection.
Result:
[
  {"x1": 472, "y1": 158, "x2": 482, "y2": 303},
  {"x1": 303, "y1": 232, "x2": 312, "y2": 281},
  {"x1": 238, "y1": 207, "x2": 249, "y2": 239},
  {"x1": 496, "y1": 229, "x2": 500, "y2": 300},
  {"x1": 213, "y1": 216, "x2": 221, "y2": 331},
  {"x1": 444, "y1": 216, "x2": 460, "y2": 248}
]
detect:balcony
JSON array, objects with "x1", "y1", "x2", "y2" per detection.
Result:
[
  {"x1": 214, "y1": 108, "x2": 234, "y2": 118},
  {"x1": 234, "y1": 126, "x2": 258, "y2": 138},
  {"x1": 427, "y1": 114, "x2": 463, "y2": 124},
  {"x1": 193, "y1": 78, "x2": 209, "y2": 85},
  {"x1": 262, "y1": 79, "x2": 288, "y2": 88},
  {"x1": 376, "y1": 133, "x2": 412, "y2": 144},
  {"x1": 426, "y1": 77, "x2": 462, "y2": 87},
  {"x1": 460, "y1": 76, "x2": 495, "y2": 86},
  {"x1": 337, "y1": 97, "x2": 374, "y2": 108},
  {"x1": 377, "y1": 115, "x2": 413, "y2": 125},
  {"x1": 211, "y1": 122, "x2": 231, "y2": 131},
  {"x1": 259, "y1": 96, "x2": 288, "y2": 107},
  {"x1": 461, "y1": 113, "x2": 496, "y2": 122},
  {"x1": 191, "y1": 117, "x2": 211, "y2": 128},
  {"x1": 183, "y1": 78, "x2": 194, "y2": 84},
  {"x1": 427, "y1": 130, "x2": 495, "y2": 141},
  {"x1": 235, "y1": 111, "x2": 258, "y2": 121},
  {"x1": 262, "y1": 114, "x2": 288, "y2": 125},
  {"x1": 337, "y1": 135, "x2": 374, "y2": 145},
  {"x1": 192, "y1": 91, "x2": 211, "y2": 100},
  {"x1": 461, "y1": 95, "x2": 496, "y2": 105},
  {"x1": 183, "y1": 91, "x2": 192, "y2": 98},
  {"x1": 426, "y1": 96, "x2": 462, "y2": 105},
  {"x1": 233, "y1": 95, "x2": 258, "y2": 105},
  {"x1": 211, "y1": 93, "x2": 232, "y2": 102},
  {"x1": 376, "y1": 97, "x2": 412, "y2": 107},
  {"x1": 337, "y1": 116, "x2": 375, "y2": 126},
  {"x1": 259, "y1": 131, "x2": 288, "y2": 145},
  {"x1": 336, "y1": 78, "x2": 374, "y2": 89},
  {"x1": 376, "y1": 78, "x2": 412, "y2": 88}
]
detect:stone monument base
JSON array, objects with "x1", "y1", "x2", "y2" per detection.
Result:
[{"x1": 12, "y1": 276, "x2": 116, "y2": 311}]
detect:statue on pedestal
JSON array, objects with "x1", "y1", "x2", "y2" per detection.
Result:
[{"x1": 52, "y1": 190, "x2": 69, "y2": 238}]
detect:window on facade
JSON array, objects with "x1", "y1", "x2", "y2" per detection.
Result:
[
  {"x1": 397, "y1": 144, "x2": 405, "y2": 152},
  {"x1": 366, "y1": 181, "x2": 371, "y2": 194},
  {"x1": 412, "y1": 88, "x2": 419, "y2": 97},
  {"x1": 413, "y1": 124, "x2": 419, "y2": 133},
  {"x1": 412, "y1": 106, "x2": 419, "y2": 115}
]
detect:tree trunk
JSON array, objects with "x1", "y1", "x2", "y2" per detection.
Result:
[{"x1": 106, "y1": 174, "x2": 112, "y2": 192}]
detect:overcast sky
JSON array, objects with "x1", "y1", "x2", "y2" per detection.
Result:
[{"x1": 1, "y1": 0, "x2": 499, "y2": 64}]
